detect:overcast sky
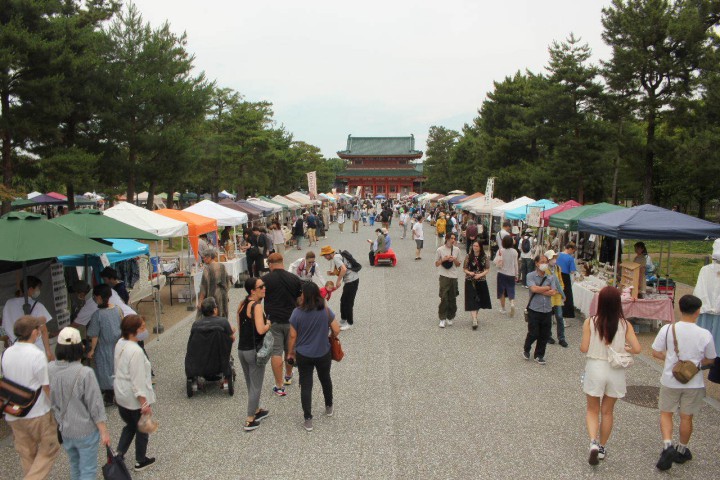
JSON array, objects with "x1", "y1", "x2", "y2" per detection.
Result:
[{"x1": 130, "y1": 0, "x2": 614, "y2": 159}]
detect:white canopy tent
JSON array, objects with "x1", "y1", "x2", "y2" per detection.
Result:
[
  {"x1": 271, "y1": 195, "x2": 303, "y2": 210},
  {"x1": 468, "y1": 197, "x2": 505, "y2": 215},
  {"x1": 492, "y1": 196, "x2": 535, "y2": 217},
  {"x1": 247, "y1": 197, "x2": 283, "y2": 214},
  {"x1": 183, "y1": 199, "x2": 248, "y2": 226},
  {"x1": 287, "y1": 191, "x2": 321, "y2": 206},
  {"x1": 105, "y1": 202, "x2": 188, "y2": 237},
  {"x1": 218, "y1": 190, "x2": 236, "y2": 199}
]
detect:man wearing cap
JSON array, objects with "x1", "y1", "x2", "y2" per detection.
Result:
[
  {"x1": 545, "y1": 250, "x2": 568, "y2": 347},
  {"x1": 322, "y1": 245, "x2": 360, "y2": 330},
  {"x1": 2, "y1": 316, "x2": 60, "y2": 478},
  {"x1": 261, "y1": 253, "x2": 302, "y2": 396}
]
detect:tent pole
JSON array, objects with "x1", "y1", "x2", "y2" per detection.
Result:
[
  {"x1": 613, "y1": 239, "x2": 620, "y2": 286},
  {"x1": 153, "y1": 241, "x2": 164, "y2": 335},
  {"x1": 667, "y1": 241, "x2": 672, "y2": 279},
  {"x1": 22, "y1": 262, "x2": 30, "y2": 314}
]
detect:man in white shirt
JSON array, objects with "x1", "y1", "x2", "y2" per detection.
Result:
[
  {"x1": 412, "y1": 215, "x2": 424, "y2": 260},
  {"x1": 435, "y1": 233, "x2": 461, "y2": 328},
  {"x1": 2, "y1": 316, "x2": 60, "y2": 478},
  {"x1": 652, "y1": 295, "x2": 716, "y2": 471},
  {"x1": 2, "y1": 276, "x2": 54, "y2": 361}
]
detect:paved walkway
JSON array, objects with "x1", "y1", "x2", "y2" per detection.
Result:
[{"x1": 2, "y1": 220, "x2": 719, "y2": 479}]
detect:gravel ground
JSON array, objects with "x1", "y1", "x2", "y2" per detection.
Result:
[{"x1": 2, "y1": 220, "x2": 719, "y2": 479}]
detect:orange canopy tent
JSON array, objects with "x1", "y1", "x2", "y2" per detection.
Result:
[{"x1": 155, "y1": 209, "x2": 217, "y2": 259}]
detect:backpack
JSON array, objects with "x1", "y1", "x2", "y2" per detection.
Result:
[
  {"x1": 339, "y1": 250, "x2": 362, "y2": 273},
  {"x1": 521, "y1": 237, "x2": 531, "y2": 254}
]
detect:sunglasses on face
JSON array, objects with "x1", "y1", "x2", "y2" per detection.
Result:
[{"x1": 255, "y1": 284, "x2": 266, "y2": 290}]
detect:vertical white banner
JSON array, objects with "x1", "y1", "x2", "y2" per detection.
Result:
[
  {"x1": 485, "y1": 177, "x2": 495, "y2": 205},
  {"x1": 307, "y1": 171, "x2": 317, "y2": 199},
  {"x1": 355, "y1": 186, "x2": 362, "y2": 197}
]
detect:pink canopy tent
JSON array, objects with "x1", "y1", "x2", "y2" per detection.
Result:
[{"x1": 541, "y1": 200, "x2": 582, "y2": 226}]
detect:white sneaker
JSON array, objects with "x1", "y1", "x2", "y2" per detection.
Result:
[
  {"x1": 438, "y1": 320, "x2": 446, "y2": 328},
  {"x1": 446, "y1": 319, "x2": 453, "y2": 326},
  {"x1": 339, "y1": 321, "x2": 351, "y2": 331},
  {"x1": 497, "y1": 308, "x2": 506, "y2": 314}
]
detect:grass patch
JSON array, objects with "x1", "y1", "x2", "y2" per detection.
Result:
[
  {"x1": 633, "y1": 240, "x2": 714, "y2": 255},
  {"x1": 653, "y1": 257, "x2": 706, "y2": 286}
]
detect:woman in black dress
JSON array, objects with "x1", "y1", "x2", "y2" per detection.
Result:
[{"x1": 463, "y1": 240, "x2": 492, "y2": 330}]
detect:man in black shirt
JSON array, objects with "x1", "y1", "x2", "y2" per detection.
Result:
[
  {"x1": 261, "y1": 253, "x2": 302, "y2": 396},
  {"x1": 247, "y1": 227, "x2": 265, "y2": 277}
]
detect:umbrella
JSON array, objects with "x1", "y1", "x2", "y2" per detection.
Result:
[
  {"x1": 51, "y1": 209, "x2": 162, "y2": 240},
  {"x1": 375, "y1": 194, "x2": 386, "y2": 199},
  {"x1": 29, "y1": 194, "x2": 67, "y2": 205},
  {"x1": 0, "y1": 211, "x2": 116, "y2": 313}
]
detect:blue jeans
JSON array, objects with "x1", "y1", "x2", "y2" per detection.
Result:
[
  {"x1": 63, "y1": 429, "x2": 99, "y2": 480},
  {"x1": 552, "y1": 305, "x2": 565, "y2": 342}
]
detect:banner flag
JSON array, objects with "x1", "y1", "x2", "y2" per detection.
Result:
[{"x1": 307, "y1": 171, "x2": 317, "y2": 199}]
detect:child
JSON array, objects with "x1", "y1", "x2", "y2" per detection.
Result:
[{"x1": 320, "y1": 281, "x2": 336, "y2": 301}]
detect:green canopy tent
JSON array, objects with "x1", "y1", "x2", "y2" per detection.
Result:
[
  {"x1": 0, "y1": 211, "x2": 116, "y2": 314},
  {"x1": 549, "y1": 203, "x2": 625, "y2": 231}
]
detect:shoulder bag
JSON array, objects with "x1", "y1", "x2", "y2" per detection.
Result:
[
  {"x1": 0, "y1": 351, "x2": 42, "y2": 418},
  {"x1": 668, "y1": 322, "x2": 700, "y2": 384},
  {"x1": 608, "y1": 346, "x2": 634, "y2": 369},
  {"x1": 524, "y1": 276, "x2": 547, "y2": 322},
  {"x1": 250, "y1": 302, "x2": 273, "y2": 366},
  {"x1": 326, "y1": 307, "x2": 344, "y2": 362}
]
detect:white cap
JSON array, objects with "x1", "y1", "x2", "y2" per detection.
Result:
[
  {"x1": 545, "y1": 250, "x2": 557, "y2": 260},
  {"x1": 57, "y1": 327, "x2": 82, "y2": 345}
]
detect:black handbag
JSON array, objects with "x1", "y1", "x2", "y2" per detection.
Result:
[{"x1": 102, "y1": 446, "x2": 133, "y2": 480}]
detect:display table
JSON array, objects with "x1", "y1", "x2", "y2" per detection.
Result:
[
  {"x1": 589, "y1": 293, "x2": 675, "y2": 324},
  {"x1": 220, "y1": 257, "x2": 245, "y2": 283},
  {"x1": 572, "y1": 276, "x2": 607, "y2": 317}
]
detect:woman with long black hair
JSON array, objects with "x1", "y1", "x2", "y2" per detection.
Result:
[
  {"x1": 580, "y1": 286, "x2": 641, "y2": 465},
  {"x1": 463, "y1": 240, "x2": 491, "y2": 330}
]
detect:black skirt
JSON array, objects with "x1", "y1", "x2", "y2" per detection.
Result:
[
  {"x1": 561, "y1": 272, "x2": 575, "y2": 318},
  {"x1": 465, "y1": 278, "x2": 492, "y2": 311}
]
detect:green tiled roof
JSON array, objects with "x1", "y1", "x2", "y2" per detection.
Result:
[
  {"x1": 337, "y1": 167, "x2": 425, "y2": 178},
  {"x1": 338, "y1": 135, "x2": 423, "y2": 156}
]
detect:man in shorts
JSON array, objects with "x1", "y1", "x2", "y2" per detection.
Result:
[
  {"x1": 651, "y1": 295, "x2": 716, "y2": 470},
  {"x1": 412, "y1": 214, "x2": 424, "y2": 260},
  {"x1": 261, "y1": 253, "x2": 302, "y2": 396}
]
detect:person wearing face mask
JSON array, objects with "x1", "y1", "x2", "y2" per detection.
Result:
[
  {"x1": 87, "y1": 284, "x2": 123, "y2": 405},
  {"x1": 545, "y1": 250, "x2": 568, "y2": 348},
  {"x1": 523, "y1": 255, "x2": 562, "y2": 365},
  {"x1": 114, "y1": 315, "x2": 156, "y2": 472},
  {"x1": 2, "y1": 275, "x2": 55, "y2": 361}
]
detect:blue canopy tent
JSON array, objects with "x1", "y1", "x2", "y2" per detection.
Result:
[
  {"x1": 505, "y1": 199, "x2": 558, "y2": 221},
  {"x1": 58, "y1": 238, "x2": 151, "y2": 282},
  {"x1": 448, "y1": 195, "x2": 468, "y2": 204},
  {"x1": 579, "y1": 204, "x2": 720, "y2": 282}
]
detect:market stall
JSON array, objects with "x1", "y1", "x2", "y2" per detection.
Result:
[
  {"x1": 540, "y1": 200, "x2": 582, "y2": 226},
  {"x1": 155, "y1": 209, "x2": 217, "y2": 260},
  {"x1": 504, "y1": 199, "x2": 558, "y2": 221}
]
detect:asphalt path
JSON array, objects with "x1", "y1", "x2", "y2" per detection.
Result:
[{"x1": 2, "y1": 219, "x2": 719, "y2": 479}]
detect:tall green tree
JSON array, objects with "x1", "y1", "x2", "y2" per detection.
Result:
[
  {"x1": 424, "y1": 126, "x2": 459, "y2": 193},
  {"x1": 602, "y1": 0, "x2": 720, "y2": 204}
]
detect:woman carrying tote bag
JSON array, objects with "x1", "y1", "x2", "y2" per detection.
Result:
[
  {"x1": 237, "y1": 277, "x2": 272, "y2": 432},
  {"x1": 580, "y1": 286, "x2": 641, "y2": 466}
]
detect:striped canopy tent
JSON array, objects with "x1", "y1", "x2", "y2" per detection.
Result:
[
  {"x1": 540, "y1": 200, "x2": 582, "y2": 226},
  {"x1": 504, "y1": 199, "x2": 558, "y2": 221}
]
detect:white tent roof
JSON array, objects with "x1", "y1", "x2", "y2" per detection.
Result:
[
  {"x1": 288, "y1": 191, "x2": 321, "y2": 206},
  {"x1": 492, "y1": 196, "x2": 535, "y2": 217},
  {"x1": 104, "y1": 201, "x2": 188, "y2": 238},
  {"x1": 218, "y1": 190, "x2": 236, "y2": 199},
  {"x1": 183, "y1": 199, "x2": 248, "y2": 226},
  {"x1": 27, "y1": 191, "x2": 42, "y2": 199},
  {"x1": 136, "y1": 191, "x2": 149, "y2": 201},
  {"x1": 468, "y1": 197, "x2": 505, "y2": 215},
  {"x1": 247, "y1": 198, "x2": 283, "y2": 214},
  {"x1": 271, "y1": 195, "x2": 303, "y2": 210}
]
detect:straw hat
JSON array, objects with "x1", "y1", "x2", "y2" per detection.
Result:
[{"x1": 320, "y1": 246, "x2": 335, "y2": 256}]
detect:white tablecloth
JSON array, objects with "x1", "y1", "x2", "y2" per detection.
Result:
[
  {"x1": 572, "y1": 276, "x2": 607, "y2": 317},
  {"x1": 220, "y1": 258, "x2": 243, "y2": 283}
]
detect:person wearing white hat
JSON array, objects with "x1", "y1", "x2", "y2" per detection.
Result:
[{"x1": 49, "y1": 327, "x2": 111, "y2": 480}]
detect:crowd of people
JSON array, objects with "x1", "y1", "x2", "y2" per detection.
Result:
[{"x1": 1, "y1": 196, "x2": 718, "y2": 478}]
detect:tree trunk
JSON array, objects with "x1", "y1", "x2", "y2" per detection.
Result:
[
  {"x1": 1, "y1": 84, "x2": 12, "y2": 215},
  {"x1": 166, "y1": 188, "x2": 175, "y2": 209},
  {"x1": 697, "y1": 196, "x2": 706, "y2": 219},
  {"x1": 147, "y1": 179, "x2": 156, "y2": 211},
  {"x1": 127, "y1": 148, "x2": 137, "y2": 203},
  {"x1": 577, "y1": 175, "x2": 585, "y2": 204},
  {"x1": 67, "y1": 183, "x2": 76, "y2": 211},
  {"x1": 643, "y1": 109, "x2": 656, "y2": 204},
  {"x1": 611, "y1": 119, "x2": 623, "y2": 205}
]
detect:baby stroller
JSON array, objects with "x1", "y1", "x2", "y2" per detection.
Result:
[{"x1": 185, "y1": 323, "x2": 236, "y2": 397}]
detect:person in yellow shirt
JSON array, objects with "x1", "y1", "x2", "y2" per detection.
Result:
[
  {"x1": 435, "y1": 213, "x2": 447, "y2": 247},
  {"x1": 545, "y1": 250, "x2": 568, "y2": 347}
]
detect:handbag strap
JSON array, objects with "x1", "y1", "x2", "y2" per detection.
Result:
[
  {"x1": 59, "y1": 365, "x2": 83, "y2": 432},
  {"x1": 671, "y1": 321, "x2": 683, "y2": 360},
  {"x1": 526, "y1": 275, "x2": 547, "y2": 310}
]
